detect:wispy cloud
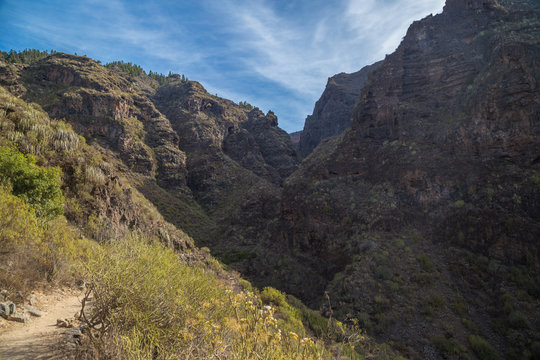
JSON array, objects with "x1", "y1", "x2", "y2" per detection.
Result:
[
  {"x1": 345, "y1": 0, "x2": 445, "y2": 59},
  {"x1": 0, "y1": 0, "x2": 445, "y2": 131},
  {"x1": 208, "y1": 0, "x2": 444, "y2": 97}
]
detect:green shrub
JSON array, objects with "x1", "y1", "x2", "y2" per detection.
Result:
[
  {"x1": 260, "y1": 286, "x2": 305, "y2": 335},
  {"x1": 468, "y1": 335, "x2": 499, "y2": 360},
  {"x1": 450, "y1": 300, "x2": 468, "y2": 316},
  {"x1": 0, "y1": 146, "x2": 64, "y2": 219},
  {"x1": 82, "y1": 236, "x2": 331, "y2": 359},
  {"x1": 0, "y1": 185, "x2": 40, "y2": 248},
  {"x1": 417, "y1": 253, "x2": 435, "y2": 272},
  {"x1": 0, "y1": 186, "x2": 90, "y2": 294},
  {"x1": 508, "y1": 310, "x2": 529, "y2": 329},
  {"x1": 433, "y1": 335, "x2": 468, "y2": 358},
  {"x1": 461, "y1": 318, "x2": 478, "y2": 332}
]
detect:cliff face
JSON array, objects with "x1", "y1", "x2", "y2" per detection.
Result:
[
  {"x1": 152, "y1": 79, "x2": 298, "y2": 257},
  {"x1": 281, "y1": 0, "x2": 540, "y2": 357},
  {"x1": 0, "y1": 53, "x2": 299, "y2": 262},
  {"x1": 298, "y1": 61, "x2": 381, "y2": 157},
  {"x1": 17, "y1": 54, "x2": 188, "y2": 189},
  {"x1": 1, "y1": 1, "x2": 538, "y2": 356}
]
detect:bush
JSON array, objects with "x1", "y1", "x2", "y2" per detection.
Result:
[
  {"x1": 0, "y1": 146, "x2": 64, "y2": 219},
  {"x1": 468, "y1": 335, "x2": 499, "y2": 360},
  {"x1": 0, "y1": 186, "x2": 89, "y2": 294},
  {"x1": 81, "y1": 236, "x2": 331, "y2": 359},
  {"x1": 0, "y1": 185, "x2": 40, "y2": 248},
  {"x1": 433, "y1": 335, "x2": 468, "y2": 358},
  {"x1": 417, "y1": 253, "x2": 435, "y2": 272},
  {"x1": 260, "y1": 286, "x2": 305, "y2": 335}
]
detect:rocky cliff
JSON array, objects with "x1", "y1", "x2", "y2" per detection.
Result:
[
  {"x1": 298, "y1": 61, "x2": 381, "y2": 157},
  {"x1": 0, "y1": 53, "x2": 299, "y2": 264},
  {"x1": 280, "y1": 0, "x2": 540, "y2": 357},
  {"x1": 1, "y1": 1, "x2": 538, "y2": 356}
]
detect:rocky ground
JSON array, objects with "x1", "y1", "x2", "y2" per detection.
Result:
[{"x1": 0, "y1": 289, "x2": 84, "y2": 360}]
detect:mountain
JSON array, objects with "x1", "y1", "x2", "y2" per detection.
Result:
[
  {"x1": 279, "y1": 0, "x2": 540, "y2": 358},
  {"x1": 1, "y1": 53, "x2": 383, "y2": 359},
  {"x1": 0, "y1": 0, "x2": 538, "y2": 357},
  {"x1": 0, "y1": 52, "x2": 299, "y2": 253},
  {"x1": 289, "y1": 130, "x2": 302, "y2": 153},
  {"x1": 298, "y1": 61, "x2": 381, "y2": 157}
]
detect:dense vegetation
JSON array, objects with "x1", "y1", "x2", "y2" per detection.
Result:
[
  {"x1": 105, "y1": 60, "x2": 189, "y2": 84},
  {"x1": 0, "y1": 49, "x2": 52, "y2": 64}
]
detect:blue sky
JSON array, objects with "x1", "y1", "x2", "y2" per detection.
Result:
[{"x1": 0, "y1": 0, "x2": 445, "y2": 132}]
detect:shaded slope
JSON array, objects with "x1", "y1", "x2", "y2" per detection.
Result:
[
  {"x1": 280, "y1": 0, "x2": 540, "y2": 358},
  {"x1": 298, "y1": 61, "x2": 381, "y2": 157}
]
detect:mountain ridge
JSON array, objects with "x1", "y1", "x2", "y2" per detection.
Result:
[{"x1": 1, "y1": 0, "x2": 539, "y2": 357}]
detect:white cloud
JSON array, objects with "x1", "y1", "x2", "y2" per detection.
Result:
[
  {"x1": 1, "y1": 0, "x2": 446, "y2": 131},
  {"x1": 211, "y1": 0, "x2": 445, "y2": 100},
  {"x1": 345, "y1": 0, "x2": 445, "y2": 58}
]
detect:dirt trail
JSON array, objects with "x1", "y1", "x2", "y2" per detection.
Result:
[{"x1": 0, "y1": 290, "x2": 82, "y2": 360}]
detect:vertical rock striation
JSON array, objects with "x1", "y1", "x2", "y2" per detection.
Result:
[{"x1": 298, "y1": 61, "x2": 381, "y2": 157}]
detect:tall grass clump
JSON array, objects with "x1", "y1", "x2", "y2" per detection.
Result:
[{"x1": 79, "y1": 236, "x2": 332, "y2": 360}]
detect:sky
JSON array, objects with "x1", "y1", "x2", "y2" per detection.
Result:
[{"x1": 0, "y1": 0, "x2": 445, "y2": 133}]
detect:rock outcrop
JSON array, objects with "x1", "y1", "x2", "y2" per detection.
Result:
[
  {"x1": 298, "y1": 61, "x2": 381, "y2": 157},
  {"x1": 18, "y1": 54, "x2": 188, "y2": 188},
  {"x1": 280, "y1": 0, "x2": 539, "y2": 357},
  {"x1": 152, "y1": 79, "x2": 298, "y2": 257}
]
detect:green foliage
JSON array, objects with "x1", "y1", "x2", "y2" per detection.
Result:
[
  {"x1": 0, "y1": 185, "x2": 92, "y2": 294},
  {"x1": 461, "y1": 318, "x2": 479, "y2": 332},
  {"x1": 238, "y1": 101, "x2": 254, "y2": 110},
  {"x1": 417, "y1": 253, "x2": 435, "y2": 272},
  {"x1": 0, "y1": 146, "x2": 64, "y2": 219},
  {"x1": 450, "y1": 300, "x2": 468, "y2": 316},
  {"x1": 508, "y1": 310, "x2": 529, "y2": 329},
  {"x1": 105, "y1": 61, "x2": 145, "y2": 76},
  {"x1": 468, "y1": 335, "x2": 499, "y2": 360},
  {"x1": 433, "y1": 335, "x2": 468, "y2": 359},
  {"x1": 0, "y1": 48, "x2": 52, "y2": 64},
  {"x1": 260, "y1": 287, "x2": 305, "y2": 335},
  {"x1": 0, "y1": 185, "x2": 39, "y2": 248},
  {"x1": 82, "y1": 236, "x2": 332, "y2": 359},
  {"x1": 105, "y1": 61, "x2": 189, "y2": 85},
  {"x1": 217, "y1": 249, "x2": 256, "y2": 265},
  {"x1": 147, "y1": 70, "x2": 168, "y2": 84}
]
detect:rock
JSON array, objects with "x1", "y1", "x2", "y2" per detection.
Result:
[
  {"x1": 65, "y1": 326, "x2": 84, "y2": 346},
  {"x1": 279, "y1": 0, "x2": 540, "y2": 356},
  {"x1": 9, "y1": 312, "x2": 29, "y2": 323},
  {"x1": 28, "y1": 295, "x2": 36, "y2": 306},
  {"x1": 359, "y1": 241, "x2": 377, "y2": 252},
  {"x1": 298, "y1": 61, "x2": 381, "y2": 157},
  {"x1": 57, "y1": 318, "x2": 73, "y2": 328},
  {"x1": 0, "y1": 301, "x2": 15, "y2": 316},
  {"x1": 65, "y1": 327, "x2": 82, "y2": 337},
  {"x1": 22, "y1": 305, "x2": 46, "y2": 317}
]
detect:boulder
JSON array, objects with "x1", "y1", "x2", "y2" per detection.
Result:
[
  {"x1": 0, "y1": 301, "x2": 15, "y2": 317},
  {"x1": 9, "y1": 311, "x2": 29, "y2": 323},
  {"x1": 23, "y1": 305, "x2": 46, "y2": 317}
]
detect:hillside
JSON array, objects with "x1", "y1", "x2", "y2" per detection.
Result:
[
  {"x1": 280, "y1": 0, "x2": 540, "y2": 358},
  {"x1": 0, "y1": 0, "x2": 539, "y2": 358},
  {"x1": 0, "y1": 59, "x2": 396, "y2": 359}
]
